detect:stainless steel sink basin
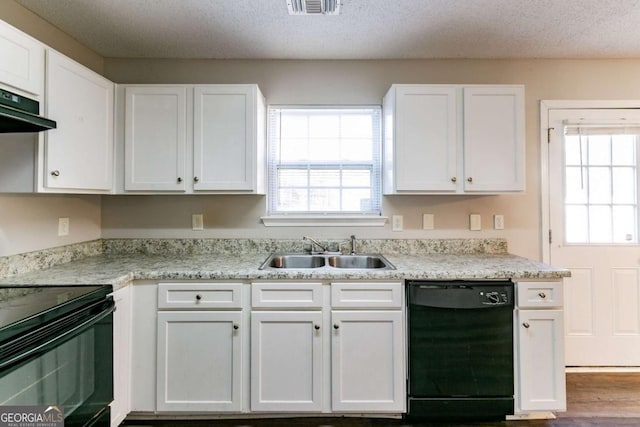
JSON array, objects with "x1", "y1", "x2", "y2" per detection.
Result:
[
  {"x1": 327, "y1": 255, "x2": 390, "y2": 269},
  {"x1": 259, "y1": 253, "x2": 395, "y2": 270},
  {"x1": 265, "y1": 255, "x2": 326, "y2": 269}
]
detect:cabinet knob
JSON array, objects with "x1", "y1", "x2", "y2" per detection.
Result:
[
  {"x1": 314, "y1": 324, "x2": 320, "y2": 330},
  {"x1": 50, "y1": 170, "x2": 60, "y2": 177},
  {"x1": 233, "y1": 324, "x2": 239, "y2": 330},
  {"x1": 523, "y1": 322, "x2": 530, "y2": 328},
  {"x1": 467, "y1": 177, "x2": 473, "y2": 183},
  {"x1": 177, "y1": 177, "x2": 183, "y2": 183},
  {"x1": 333, "y1": 324, "x2": 339, "y2": 330},
  {"x1": 538, "y1": 292, "x2": 547, "y2": 299},
  {"x1": 195, "y1": 294, "x2": 202, "y2": 301},
  {"x1": 451, "y1": 177, "x2": 457, "y2": 183},
  {"x1": 194, "y1": 176, "x2": 200, "y2": 183}
]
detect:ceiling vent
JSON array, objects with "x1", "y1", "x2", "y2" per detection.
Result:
[{"x1": 287, "y1": 0, "x2": 341, "y2": 15}]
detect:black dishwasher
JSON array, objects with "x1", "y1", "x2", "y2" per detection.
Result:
[{"x1": 407, "y1": 280, "x2": 514, "y2": 420}]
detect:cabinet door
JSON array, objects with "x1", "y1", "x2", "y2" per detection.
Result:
[
  {"x1": 251, "y1": 311, "x2": 323, "y2": 412},
  {"x1": 331, "y1": 310, "x2": 405, "y2": 412},
  {"x1": 44, "y1": 50, "x2": 113, "y2": 191},
  {"x1": 0, "y1": 20, "x2": 44, "y2": 95},
  {"x1": 130, "y1": 283, "x2": 157, "y2": 412},
  {"x1": 193, "y1": 85, "x2": 257, "y2": 191},
  {"x1": 111, "y1": 287, "x2": 131, "y2": 427},
  {"x1": 516, "y1": 309, "x2": 566, "y2": 412},
  {"x1": 390, "y1": 85, "x2": 458, "y2": 192},
  {"x1": 124, "y1": 86, "x2": 187, "y2": 191},
  {"x1": 157, "y1": 311, "x2": 242, "y2": 412},
  {"x1": 463, "y1": 86, "x2": 525, "y2": 192}
]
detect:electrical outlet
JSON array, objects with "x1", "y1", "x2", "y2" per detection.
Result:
[
  {"x1": 494, "y1": 214, "x2": 505, "y2": 230},
  {"x1": 422, "y1": 213, "x2": 435, "y2": 230},
  {"x1": 469, "y1": 214, "x2": 481, "y2": 231},
  {"x1": 58, "y1": 217, "x2": 69, "y2": 236},
  {"x1": 392, "y1": 215, "x2": 403, "y2": 232},
  {"x1": 192, "y1": 214, "x2": 204, "y2": 231}
]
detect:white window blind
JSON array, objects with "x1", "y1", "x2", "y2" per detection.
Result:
[{"x1": 268, "y1": 106, "x2": 382, "y2": 216}]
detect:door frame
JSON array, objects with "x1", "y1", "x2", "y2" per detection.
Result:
[{"x1": 539, "y1": 100, "x2": 640, "y2": 263}]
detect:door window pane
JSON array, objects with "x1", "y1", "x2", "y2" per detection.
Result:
[{"x1": 613, "y1": 206, "x2": 637, "y2": 243}]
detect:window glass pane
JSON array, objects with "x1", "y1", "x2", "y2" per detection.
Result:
[
  {"x1": 589, "y1": 205, "x2": 612, "y2": 243},
  {"x1": 588, "y1": 135, "x2": 611, "y2": 165},
  {"x1": 342, "y1": 189, "x2": 372, "y2": 211},
  {"x1": 588, "y1": 167, "x2": 611, "y2": 204},
  {"x1": 309, "y1": 189, "x2": 340, "y2": 211},
  {"x1": 279, "y1": 169, "x2": 308, "y2": 187},
  {"x1": 613, "y1": 206, "x2": 637, "y2": 243},
  {"x1": 341, "y1": 139, "x2": 373, "y2": 161},
  {"x1": 565, "y1": 135, "x2": 584, "y2": 166},
  {"x1": 565, "y1": 167, "x2": 587, "y2": 204},
  {"x1": 309, "y1": 170, "x2": 340, "y2": 187},
  {"x1": 277, "y1": 189, "x2": 308, "y2": 211},
  {"x1": 309, "y1": 138, "x2": 340, "y2": 161},
  {"x1": 341, "y1": 115, "x2": 372, "y2": 139},
  {"x1": 309, "y1": 115, "x2": 339, "y2": 138},
  {"x1": 612, "y1": 167, "x2": 637, "y2": 204},
  {"x1": 280, "y1": 138, "x2": 308, "y2": 162},
  {"x1": 343, "y1": 170, "x2": 371, "y2": 187},
  {"x1": 281, "y1": 114, "x2": 308, "y2": 138},
  {"x1": 565, "y1": 205, "x2": 588, "y2": 243},
  {"x1": 611, "y1": 135, "x2": 636, "y2": 166}
]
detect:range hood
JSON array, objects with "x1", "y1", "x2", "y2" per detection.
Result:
[{"x1": 0, "y1": 88, "x2": 56, "y2": 133}]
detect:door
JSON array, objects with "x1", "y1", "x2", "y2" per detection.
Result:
[
  {"x1": 250, "y1": 311, "x2": 323, "y2": 412},
  {"x1": 331, "y1": 310, "x2": 404, "y2": 412},
  {"x1": 193, "y1": 85, "x2": 256, "y2": 191},
  {"x1": 548, "y1": 108, "x2": 640, "y2": 365},
  {"x1": 517, "y1": 309, "x2": 566, "y2": 411},
  {"x1": 124, "y1": 86, "x2": 187, "y2": 191},
  {"x1": 111, "y1": 287, "x2": 131, "y2": 426},
  {"x1": 156, "y1": 311, "x2": 242, "y2": 412},
  {"x1": 45, "y1": 50, "x2": 113, "y2": 191}
]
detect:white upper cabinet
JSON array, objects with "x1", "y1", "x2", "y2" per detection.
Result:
[
  {"x1": 194, "y1": 85, "x2": 264, "y2": 192},
  {"x1": 124, "y1": 86, "x2": 187, "y2": 191},
  {"x1": 118, "y1": 84, "x2": 265, "y2": 194},
  {"x1": 463, "y1": 86, "x2": 525, "y2": 192},
  {"x1": 383, "y1": 84, "x2": 525, "y2": 194},
  {"x1": 44, "y1": 50, "x2": 114, "y2": 192},
  {"x1": 0, "y1": 20, "x2": 44, "y2": 96}
]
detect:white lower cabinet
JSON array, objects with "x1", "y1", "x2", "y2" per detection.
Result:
[
  {"x1": 156, "y1": 311, "x2": 243, "y2": 411},
  {"x1": 111, "y1": 287, "x2": 131, "y2": 427},
  {"x1": 331, "y1": 310, "x2": 404, "y2": 412},
  {"x1": 515, "y1": 281, "x2": 566, "y2": 413},
  {"x1": 250, "y1": 311, "x2": 323, "y2": 412}
]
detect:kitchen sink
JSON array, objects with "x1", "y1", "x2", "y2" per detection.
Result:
[{"x1": 259, "y1": 253, "x2": 395, "y2": 270}]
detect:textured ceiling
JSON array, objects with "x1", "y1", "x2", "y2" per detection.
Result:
[{"x1": 14, "y1": 0, "x2": 640, "y2": 59}]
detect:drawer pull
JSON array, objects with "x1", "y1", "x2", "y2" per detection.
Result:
[
  {"x1": 195, "y1": 294, "x2": 202, "y2": 301},
  {"x1": 333, "y1": 324, "x2": 339, "y2": 330},
  {"x1": 50, "y1": 170, "x2": 60, "y2": 177},
  {"x1": 467, "y1": 177, "x2": 473, "y2": 183},
  {"x1": 451, "y1": 177, "x2": 457, "y2": 183},
  {"x1": 314, "y1": 324, "x2": 320, "y2": 330},
  {"x1": 523, "y1": 322, "x2": 530, "y2": 328},
  {"x1": 539, "y1": 292, "x2": 547, "y2": 299},
  {"x1": 233, "y1": 324, "x2": 239, "y2": 330}
]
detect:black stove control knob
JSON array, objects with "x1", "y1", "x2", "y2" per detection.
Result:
[{"x1": 487, "y1": 293, "x2": 500, "y2": 304}]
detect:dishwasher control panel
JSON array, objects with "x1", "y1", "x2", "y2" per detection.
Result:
[{"x1": 479, "y1": 290, "x2": 511, "y2": 306}]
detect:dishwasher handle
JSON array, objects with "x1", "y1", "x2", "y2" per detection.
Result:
[{"x1": 408, "y1": 281, "x2": 513, "y2": 309}]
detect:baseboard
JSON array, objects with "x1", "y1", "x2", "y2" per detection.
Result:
[{"x1": 566, "y1": 367, "x2": 640, "y2": 373}]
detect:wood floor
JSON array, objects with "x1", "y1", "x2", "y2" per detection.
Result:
[{"x1": 123, "y1": 373, "x2": 640, "y2": 427}]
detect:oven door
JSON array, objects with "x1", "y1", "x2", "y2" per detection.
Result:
[{"x1": 0, "y1": 298, "x2": 114, "y2": 427}]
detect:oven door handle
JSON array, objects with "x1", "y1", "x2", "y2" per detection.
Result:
[{"x1": 0, "y1": 303, "x2": 114, "y2": 371}]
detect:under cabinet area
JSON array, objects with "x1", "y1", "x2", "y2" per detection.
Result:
[
  {"x1": 117, "y1": 84, "x2": 266, "y2": 194},
  {"x1": 383, "y1": 84, "x2": 525, "y2": 194}
]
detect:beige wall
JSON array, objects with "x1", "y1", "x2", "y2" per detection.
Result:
[
  {"x1": 0, "y1": 1, "x2": 104, "y2": 256},
  {"x1": 101, "y1": 58, "x2": 640, "y2": 260}
]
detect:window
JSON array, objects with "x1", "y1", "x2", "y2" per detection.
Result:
[
  {"x1": 563, "y1": 126, "x2": 639, "y2": 243},
  {"x1": 266, "y1": 106, "x2": 382, "y2": 222}
]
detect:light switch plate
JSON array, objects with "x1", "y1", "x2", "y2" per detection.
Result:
[
  {"x1": 494, "y1": 214, "x2": 505, "y2": 230},
  {"x1": 192, "y1": 214, "x2": 204, "y2": 230},
  {"x1": 392, "y1": 215, "x2": 403, "y2": 232},
  {"x1": 469, "y1": 214, "x2": 481, "y2": 231},
  {"x1": 58, "y1": 217, "x2": 69, "y2": 236},
  {"x1": 422, "y1": 213, "x2": 435, "y2": 230}
]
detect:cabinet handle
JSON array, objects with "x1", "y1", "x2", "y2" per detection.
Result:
[
  {"x1": 194, "y1": 176, "x2": 200, "y2": 183},
  {"x1": 233, "y1": 324, "x2": 239, "y2": 330},
  {"x1": 451, "y1": 177, "x2": 457, "y2": 183},
  {"x1": 467, "y1": 177, "x2": 473, "y2": 183},
  {"x1": 538, "y1": 292, "x2": 547, "y2": 299},
  {"x1": 177, "y1": 177, "x2": 183, "y2": 183},
  {"x1": 523, "y1": 322, "x2": 530, "y2": 328},
  {"x1": 314, "y1": 324, "x2": 320, "y2": 330},
  {"x1": 50, "y1": 170, "x2": 60, "y2": 177},
  {"x1": 195, "y1": 294, "x2": 202, "y2": 301},
  {"x1": 333, "y1": 324, "x2": 339, "y2": 330}
]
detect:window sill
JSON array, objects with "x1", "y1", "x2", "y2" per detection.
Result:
[{"x1": 261, "y1": 215, "x2": 388, "y2": 227}]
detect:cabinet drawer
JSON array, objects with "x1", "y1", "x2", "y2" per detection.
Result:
[
  {"x1": 331, "y1": 282, "x2": 403, "y2": 309},
  {"x1": 251, "y1": 282, "x2": 323, "y2": 309},
  {"x1": 158, "y1": 283, "x2": 242, "y2": 309},
  {"x1": 516, "y1": 281, "x2": 563, "y2": 308}
]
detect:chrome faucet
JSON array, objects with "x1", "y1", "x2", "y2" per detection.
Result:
[
  {"x1": 302, "y1": 236, "x2": 328, "y2": 253},
  {"x1": 350, "y1": 234, "x2": 357, "y2": 255}
]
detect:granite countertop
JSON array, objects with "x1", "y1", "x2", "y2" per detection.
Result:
[{"x1": 0, "y1": 251, "x2": 570, "y2": 290}]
